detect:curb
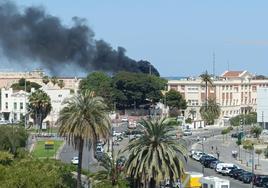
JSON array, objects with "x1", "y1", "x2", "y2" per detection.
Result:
[{"x1": 56, "y1": 140, "x2": 66, "y2": 160}]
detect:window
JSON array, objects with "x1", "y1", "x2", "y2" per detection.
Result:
[
  {"x1": 58, "y1": 94, "x2": 62, "y2": 97},
  {"x1": 221, "y1": 186, "x2": 228, "y2": 188},
  {"x1": 14, "y1": 102, "x2": 17, "y2": 110},
  {"x1": 14, "y1": 113, "x2": 17, "y2": 121},
  {"x1": 5, "y1": 102, "x2": 8, "y2": 109},
  {"x1": 20, "y1": 102, "x2": 23, "y2": 110},
  {"x1": 5, "y1": 94, "x2": 8, "y2": 98},
  {"x1": 210, "y1": 185, "x2": 214, "y2": 188},
  {"x1": 203, "y1": 183, "x2": 208, "y2": 188}
]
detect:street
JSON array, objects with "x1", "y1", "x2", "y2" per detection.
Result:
[{"x1": 59, "y1": 124, "x2": 251, "y2": 187}]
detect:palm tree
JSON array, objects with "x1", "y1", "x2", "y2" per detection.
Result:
[
  {"x1": 200, "y1": 71, "x2": 213, "y2": 108},
  {"x1": 90, "y1": 153, "x2": 127, "y2": 188},
  {"x1": 28, "y1": 90, "x2": 52, "y2": 130},
  {"x1": 200, "y1": 98, "x2": 220, "y2": 125},
  {"x1": 124, "y1": 118, "x2": 187, "y2": 188},
  {"x1": 42, "y1": 76, "x2": 50, "y2": 85},
  {"x1": 50, "y1": 76, "x2": 58, "y2": 86},
  {"x1": 57, "y1": 90, "x2": 111, "y2": 188},
  {"x1": 189, "y1": 108, "x2": 196, "y2": 120},
  {"x1": 58, "y1": 79, "x2": 65, "y2": 89}
]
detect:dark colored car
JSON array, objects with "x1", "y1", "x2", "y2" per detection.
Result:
[
  {"x1": 253, "y1": 175, "x2": 268, "y2": 187},
  {"x1": 234, "y1": 170, "x2": 246, "y2": 179},
  {"x1": 209, "y1": 160, "x2": 220, "y2": 169},
  {"x1": 229, "y1": 168, "x2": 244, "y2": 178},
  {"x1": 203, "y1": 158, "x2": 218, "y2": 168},
  {"x1": 200, "y1": 155, "x2": 216, "y2": 165},
  {"x1": 263, "y1": 182, "x2": 268, "y2": 188},
  {"x1": 241, "y1": 172, "x2": 253, "y2": 184},
  {"x1": 238, "y1": 171, "x2": 252, "y2": 181},
  {"x1": 231, "y1": 133, "x2": 239, "y2": 138}
]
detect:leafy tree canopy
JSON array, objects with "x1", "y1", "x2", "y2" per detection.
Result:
[
  {"x1": 165, "y1": 89, "x2": 187, "y2": 110},
  {"x1": 11, "y1": 78, "x2": 41, "y2": 92},
  {"x1": 229, "y1": 112, "x2": 257, "y2": 127},
  {"x1": 0, "y1": 159, "x2": 76, "y2": 188}
]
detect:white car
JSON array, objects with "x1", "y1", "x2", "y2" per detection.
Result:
[
  {"x1": 192, "y1": 152, "x2": 205, "y2": 161},
  {"x1": 113, "y1": 131, "x2": 122, "y2": 137},
  {"x1": 216, "y1": 163, "x2": 236, "y2": 173},
  {"x1": 121, "y1": 117, "x2": 128, "y2": 122},
  {"x1": 183, "y1": 130, "x2": 192, "y2": 136},
  {"x1": 71, "y1": 157, "x2": 79, "y2": 165}
]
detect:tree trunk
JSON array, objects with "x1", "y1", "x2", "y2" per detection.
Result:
[{"x1": 77, "y1": 138, "x2": 84, "y2": 188}]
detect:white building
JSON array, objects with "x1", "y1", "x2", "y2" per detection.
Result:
[
  {"x1": 0, "y1": 88, "x2": 29, "y2": 123},
  {"x1": 167, "y1": 70, "x2": 268, "y2": 124},
  {"x1": 0, "y1": 87, "x2": 72, "y2": 125},
  {"x1": 41, "y1": 87, "x2": 71, "y2": 125},
  {"x1": 257, "y1": 87, "x2": 268, "y2": 129}
]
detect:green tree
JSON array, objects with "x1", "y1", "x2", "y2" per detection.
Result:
[
  {"x1": 112, "y1": 72, "x2": 166, "y2": 109},
  {"x1": 200, "y1": 71, "x2": 213, "y2": 107},
  {"x1": 250, "y1": 125, "x2": 263, "y2": 140},
  {"x1": 200, "y1": 98, "x2": 220, "y2": 125},
  {"x1": 42, "y1": 76, "x2": 50, "y2": 85},
  {"x1": 50, "y1": 76, "x2": 58, "y2": 86},
  {"x1": 188, "y1": 108, "x2": 196, "y2": 120},
  {"x1": 165, "y1": 89, "x2": 187, "y2": 117},
  {"x1": 124, "y1": 118, "x2": 187, "y2": 187},
  {"x1": 58, "y1": 79, "x2": 65, "y2": 89},
  {"x1": 255, "y1": 149, "x2": 263, "y2": 166},
  {"x1": 11, "y1": 78, "x2": 41, "y2": 92},
  {"x1": 0, "y1": 126, "x2": 28, "y2": 154},
  {"x1": 90, "y1": 153, "x2": 128, "y2": 188},
  {"x1": 0, "y1": 159, "x2": 76, "y2": 187},
  {"x1": 57, "y1": 91, "x2": 111, "y2": 188},
  {"x1": 28, "y1": 90, "x2": 52, "y2": 130},
  {"x1": 79, "y1": 72, "x2": 115, "y2": 108}
]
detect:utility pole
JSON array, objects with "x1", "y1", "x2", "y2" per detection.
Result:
[
  {"x1": 213, "y1": 52, "x2": 216, "y2": 78},
  {"x1": 262, "y1": 111, "x2": 264, "y2": 129},
  {"x1": 202, "y1": 137, "x2": 205, "y2": 174},
  {"x1": 24, "y1": 79, "x2": 27, "y2": 129},
  {"x1": 251, "y1": 145, "x2": 255, "y2": 188}
]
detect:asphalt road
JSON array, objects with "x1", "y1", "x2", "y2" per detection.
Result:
[{"x1": 59, "y1": 124, "x2": 251, "y2": 187}]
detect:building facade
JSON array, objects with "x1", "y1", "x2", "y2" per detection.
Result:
[
  {"x1": 167, "y1": 71, "x2": 268, "y2": 122},
  {"x1": 0, "y1": 88, "x2": 29, "y2": 123},
  {"x1": 257, "y1": 87, "x2": 268, "y2": 129}
]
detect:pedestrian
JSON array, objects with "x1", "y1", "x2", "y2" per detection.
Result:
[
  {"x1": 216, "y1": 146, "x2": 218, "y2": 151},
  {"x1": 211, "y1": 146, "x2": 214, "y2": 151},
  {"x1": 217, "y1": 151, "x2": 220, "y2": 159}
]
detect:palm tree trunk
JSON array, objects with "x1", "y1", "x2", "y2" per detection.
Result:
[{"x1": 77, "y1": 138, "x2": 84, "y2": 188}]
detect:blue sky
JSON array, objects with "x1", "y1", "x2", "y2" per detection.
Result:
[{"x1": 15, "y1": 0, "x2": 268, "y2": 76}]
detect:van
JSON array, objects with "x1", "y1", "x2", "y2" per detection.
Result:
[{"x1": 215, "y1": 163, "x2": 236, "y2": 173}]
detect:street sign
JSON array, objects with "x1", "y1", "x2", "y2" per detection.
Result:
[{"x1": 44, "y1": 140, "x2": 54, "y2": 150}]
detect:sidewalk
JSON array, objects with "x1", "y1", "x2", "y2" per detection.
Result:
[{"x1": 192, "y1": 134, "x2": 268, "y2": 175}]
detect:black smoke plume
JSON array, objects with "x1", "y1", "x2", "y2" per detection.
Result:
[{"x1": 0, "y1": 1, "x2": 159, "y2": 76}]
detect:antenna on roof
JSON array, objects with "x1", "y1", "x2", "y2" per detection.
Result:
[{"x1": 213, "y1": 52, "x2": 216, "y2": 78}]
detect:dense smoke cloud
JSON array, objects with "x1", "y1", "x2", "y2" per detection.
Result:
[{"x1": 0, "y1": 1, "x2": 159, "y2": 76}]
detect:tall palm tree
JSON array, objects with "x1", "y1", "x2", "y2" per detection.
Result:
[
  {"x1": 58, "y1": 79, "x2": 65, "y2": 89},
  {"x1": 200, "y1": 71, "x2": 213, "y2": 108},
  {"x1": 28, "y1": 90, "x2": 52, "y2": 130},
  {"x1": 124, "y1": 118, "x2": 187, "y2": 188},
  {"x1": 50, "y1": 76, "x2": 58, "y2": 86},
  {"x1": 57, "y1": 90, "x2": 111, "y2": 188},
  {"x1": 42, "y1": 76, "x2": 50, "y2": 85},
  {"x1": 200, "y1": 98, "x2": 220, "y2": 125}
]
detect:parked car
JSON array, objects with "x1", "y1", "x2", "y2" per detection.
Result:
[
  {"x1": 71, "y1": 157, "x2": 79, "y2": 165},
  {"x1": 183, "y1": 129, "x2": 192, "y2": 136},
  {"x1": 233, "y1": 169, "x2": 246, "y2": 179},
  {"x1": 229, "y1": 168, "x2": 244, "y2": 178},
  {"x1": 203, "y1": 158, "x2": 218, "y2": 168},
  {"x1": 192, "y1": 152, "x2": 205, "y2": 161},
  {"x1": 121, "y1": 117, "x2": 128, "y2": 122},
  {"x1": 240, "y1": 172, "x2": 253, "y2": 183},
  {"x1": 216, "y1": 163, "x2": 236, "y2": 173},
  {"x1": 231, "y1": 133, "x2": 239, "y2": 138},
  {"x1": 189, "y1": 150, "x2": 201, "y2": 158},
  {"x1": 220, "y1": 166, "x2": 238, "y2": 176},
  {"x1": 253, "y1": 175, "x2": 268, "y2": 187},
  {"x1": 263, "y1": 182, "x2": 268, "y2": 188},
  {"x1": 209, "y1": 160, "x2": 221, "y2": 169},
  {"x1": 200, "y1": 155, "x2": 216, "y2": 165}
]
